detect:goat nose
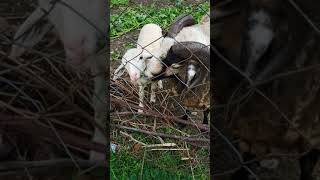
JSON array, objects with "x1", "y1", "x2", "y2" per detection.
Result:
[{"x1": 130, "y1": 72, "x2": 139, "y2": 82}]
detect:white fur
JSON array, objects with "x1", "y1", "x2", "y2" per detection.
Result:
[
  {"x1": 187, "y1": 64, "x2": 196, "y2": 87},
  {"x1": 113, "y1": 24, "x2": 164, "y2": 112},
  {"x1": 200, "y1": 14, "x2": 210, "y2": 37},
  {"x1": 132, "y1": 23, "x2": 164, "y2": 78},
  {"x1": 10, "y1": 0, "x2": 107, "y2": 161},
  {"x1": 174, "y1": 25, "x2": 210, "y2": 46}
]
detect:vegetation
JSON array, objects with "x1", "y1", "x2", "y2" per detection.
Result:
[
  {"x1": 110, "y1": 0, "x2": 210, "y2": 179},
  {"x1": 110, "y1": 132, "x2": 209, "y2": 180},
  {"x1": 110, "y1": 1, "x2": 209, "y2": 38}
]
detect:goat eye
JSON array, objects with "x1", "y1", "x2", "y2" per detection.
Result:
[{"x1": 139, "y1": 56, "x2": 143, "y2": 60}]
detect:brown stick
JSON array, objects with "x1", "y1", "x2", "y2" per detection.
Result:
[
  {"x1": 111, "y1": 97, "x2": 209, "y2": 131},
  {"x1": 112, "y1": 124, "x2": 209, "y2": 143}
]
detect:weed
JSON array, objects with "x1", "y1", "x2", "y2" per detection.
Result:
[
  {"x1": 111, "y1": 0, "x2": 129, "y2": 8},
  {"x1": 111, "y1": 2, "x2": 209, "y2": 38},
  {"x1": 110, "y1": 144, "x2": 209, "y2": 180},
  {"x1": 110, "y1": 1, "x2": 210, "y2": 179}
]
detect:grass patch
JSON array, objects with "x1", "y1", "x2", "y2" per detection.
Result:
[
  {"x1": 110, "y1": 144, "x2": 209, "y2": 180},
  {"x1": 110, "y1": 1, "x2": 210, "y2": 179},
  {"x1": 111, "y1": 2, "x2": 209, "y2": 38},
  {"x1": 111, "y1": 0, "x2": 129, "y2": 8},
  {"x1": 110, "y1": 115, "x2": 209, "y2": 179}
]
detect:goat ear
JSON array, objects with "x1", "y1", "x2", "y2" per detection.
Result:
[
  {"x1": 142, "y1": 52, "x2": 153, "y2": 59},
  {"x1": 9, "y1": 7, "x2": 53, "y2": 59},
  {"x1": 113, "y1": 63, "x2": 125, "y2": 80}
]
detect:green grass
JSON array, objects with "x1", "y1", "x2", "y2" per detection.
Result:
[
  {"x1": 110, "y1": 130, "x2": 209, "y2": 180},
  {"x1": 110, "y1": 145, "x2": 209, "y2": 180},
  {"x1": 110, "y1": 1, "x2": 210, "y2": 179},
  {"x1": 111, "y1": 0, "x2": 129, "y2": 8},
  {"x1": 111, "y1": 2, "x2": 209, "y2": 39}
]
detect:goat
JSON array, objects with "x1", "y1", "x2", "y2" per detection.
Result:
[
  {"x1": 151, "y1": 14, "x2": 210, "y2": 92},
  {"x1": 152, "y1": 41, "x2": 210, "y2": 126},
  {"x1": 113, "y1": 23, "x2": 164, "y2": 112},
  {"x1": 147, "y1": 13, "x2": 210, "y2": 126},
  {"x1": 213, "y1": 0, "x2": 320, "y2": 179},
  {"x1": 9, "y1": 0, "x2": 107, "y2": 161},
  {"x1": 155, "y1": 13, "x2": 210, "y2": 88},
  {"x1": 157, "y1": 13, "x2": 210, "y2": 60}
]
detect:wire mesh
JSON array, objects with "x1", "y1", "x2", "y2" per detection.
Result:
[
  {"x1": 213, "y1": 0, "x2": 320, "y2": 179},
  {"x1": 110, "y1": 0, "x2": 210, "y2": 178},
  {"x1": 0, "y1": 0, "x2": 107, "y2": 178}
]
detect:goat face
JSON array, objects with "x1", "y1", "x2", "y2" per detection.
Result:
[
  {"x1": 123, "y1": 49, "x2": 162, "y2": 83},
  {"x1": 121, "y1": 48, "x2": 147, "y2": 83},
  {"x1": 39, "y1": 0, "x2": 106, "y2": 68},
  {"x1": 153, "y1": 41, "x2": 210, "y2": 85}
]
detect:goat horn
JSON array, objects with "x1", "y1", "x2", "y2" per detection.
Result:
[
  {"x1": 167, "y1": 14, "x2": 196, "y2": 38},
  {"x1": 150, "y1": 42, "x2": 209, "y2": 82}
]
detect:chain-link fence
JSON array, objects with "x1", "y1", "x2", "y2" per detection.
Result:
[
  {"x1": 110, "y1": 0, "x2": 210, "y2": 178},
  {"x1": 0, "y1": 0, "x2": 107, "y2": 178},
  {"x1": 213, "y1": 0, "x2": 320, "y2": 179}
]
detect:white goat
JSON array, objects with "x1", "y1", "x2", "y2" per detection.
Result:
[
  {"x1": 9, "y1": 0, "x2": 107, "y2": 161},
  {"x1": 159, "y1": 14, "x2": 210, "y2": 59},
  {"x1": 113, "y1": 24, "x2": 164, "y2": 112}
]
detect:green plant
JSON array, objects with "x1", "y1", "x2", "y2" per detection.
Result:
[
  {"x1": 110, "y1": 2, "x2": 209, "y2": 39},
  {"x1": 111, "y1": 0, "x2": 129, "y2": 8},
  {"x1": 110, "y1": 2, "x2": 210, "y2": 179},
  {"x1": 110, "y1": 148, "x2": 209, "y2": 180},
  {"x1": 110, "y1": 130, "x2": 209, "y2": 179}
]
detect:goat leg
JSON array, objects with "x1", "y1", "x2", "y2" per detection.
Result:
[
  {"x1": 138, "y1": 83, "x2": 146, "y2": 113},
  {"x1": 150, "y1": 82, "x2": 157, "y2": 103},
  {"x1": 203, "y1": 109, "x2": 210, "y2": 125},
  {"x1": 158, "y1": 80, "x2": 163, "y2": 89}
]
